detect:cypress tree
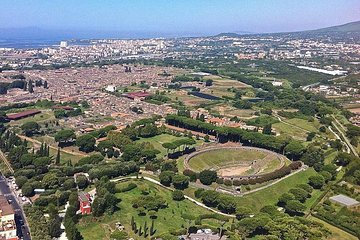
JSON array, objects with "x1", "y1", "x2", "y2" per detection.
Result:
[
  {"x1": 150, "y1": 220, "x2": 155, "y2": 236},
  {"x1": 56, "y1": 148, "x2": 61, "y2": 165},
  {"x1": 143, "y1": 221, "x2": 148, "y2": 237},
  {"x1": 28, "y1": 80, "x2": 34, "y2": 93},
  {"x1": 39, "y1": 142, "x2": 44, "y2": 156},
  {"x1": 131, "y1": 216, "x2": 135, "y2": 230}
]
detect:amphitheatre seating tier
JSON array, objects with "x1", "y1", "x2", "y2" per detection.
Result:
[{"x1": 185, "y1": 146, "x2": 286, "y2": 179}]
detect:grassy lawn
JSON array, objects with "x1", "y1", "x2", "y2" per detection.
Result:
[
  {"x1": 235, "y1": 168, "x2": 317, "y2": 211},
  {"x1": 48, "y1": 147, "x2": 83, "y2": 165},
  {"x1": 284, "y1": 118, "x2": 320, "y2": 132},
  {"x1": 273, "y1": 122, "x2": 308, "y2": 140},
  {"x1": 167, "y1": 91, "x2": 210, "y2": 106},
  {"x1": 136, "y1": 134, "x2": 203, "y2": 158},
  {"x1": 210, "y1": 104, "x2": 255, "y2": 118},
  {"x1": 78, "y1": 179, "x2": 228, "y2": 240},
  {"x1": 188, "y1": 148, "x2": 268, "y2": 171},
  {"x1": 308, "y1": 216, "x2": 358, "y2": 240}
]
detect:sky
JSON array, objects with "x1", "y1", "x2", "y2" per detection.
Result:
[{"x1": 1, "y1": 0, "x2": 359, "y2": 37}]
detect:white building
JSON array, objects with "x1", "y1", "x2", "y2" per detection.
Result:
[
  {"x1": 105, "y1": 85, "x2": 117, "y2": 92},
  {"x1": 60, "y1": 41, "x2": 68, "y2": 48}
]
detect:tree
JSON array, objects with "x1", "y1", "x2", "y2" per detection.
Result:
[
  {"x1": 278, "y1": 193, "x2": 294, "y2": 206},
  {"x1": 200, "y1": 190, "x2": 219, "y2": 207},
  {"x1": 334, "y1": 152, "x2": 356, "y2": 166},
  {"x1": 159, "y1": 171, "x2": 174, "y2": 186},
  {"x1": 284, "y1": 140, "x2": 306, "y2": 160},
  {"x1": 301, "y1": 147, "x2": 324, "y2": 170},
  {"x1": 262, "y1": 124, "x2": 272, "y2": 135},
  {"x1": 92, "y1": 197, "x2": 106, "y2": 217},
  {"x1": 306, "y1": 132, "x2": 316, "y2": 141},
  {"x1": 21, "y1": 121, "x2": 40, "y2": 136},
  {"x1": 205, "y1": 79, "x2": 213, "y2": 86},
  {"x1": 63, "y1": 179, "x2": 76, "y2": 190},
  {"x1": 55, "y1": 148, "x2": 61, "y2": 165},
  {"x1": 42, "y1": 173, "x2": 59, "y2": 189},
  {"x1": 20, "y1": 153, "x2": 36, "y2": 167},
  {"x1": 308, "y1": 175, "x2": 325, "y2": 189},
  {"x1": 55, "y1": 129, "x2": 76, "y2": 146},
  {"x1": 76, "y1": 134, "x2": 96, "y2": 152},
  {"x1": 48, "y1": 214, "x2": 62, "y2": 238},
  {"x1": 172, "y1": 174, "x2": 189, "y2": 189},
  {"x1": 284, "y1": 200, "x2": 306, "y2": 215},
  {"x1": 76, "y1": 175, "x2": 88, "y2": 189},
  {"x1": 236, "y1": 207, "x2": 252, "y2": 219},
  {"x1": 198, "y1": 170, "x2": 217, "y2": 185},
  {"x1": 15, "y1": 176, "x2": 28, "y2": 188},
  {"x1": 33, "y1": 156, "x2": 51, "y2": 168},
  {"x1": 28, "y1": 80, "x2": 34, "y2": 93},
  {"x1": 22, "y1": 182, "x2": 34, "y2": 197},
  {"x1": 289, "y1": 188, "x2": 309, "y2": 202},
  {"x1": 320, "y1": 171, "x2": 332, "y2": 183},
  {"x1": 217, "y1": 196, "x2": 237, "y2": 214},
  {"x1": 172, "y1": 190, "x2": 184, "y2": 201}
]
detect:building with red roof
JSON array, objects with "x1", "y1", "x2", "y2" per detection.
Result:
[
  {"x1": 78, "y1": 192, "x2": 91, "y2": 215},
  {"x1": 6, "y1": 110, "x2": 41, "y2": 121}
]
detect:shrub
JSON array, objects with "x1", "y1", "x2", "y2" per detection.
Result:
[
  {"x1": 198, "y1": 170, "x2": 217, "y2": 185},
  {"x1": 172, "y1": 190, "x2": 184, "y2": 201},
  {"x1": 183, "y1": 169, "x2": 197, "y2": 182}
]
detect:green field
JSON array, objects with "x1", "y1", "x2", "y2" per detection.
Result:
[
  {"x1": 234, "y1": 168, "x2": 317, "y2": 211},
  {"x1": 308, "y1": 216, "x2": 358, "y2": 240},
  {"x1": 273, "y1": 122, "x2": 308, "y2": 140},
  {"x1": 78, "y1": 179, "x2": 227, "y2": 240},
  {"x1": 188, "y1": 148, "x2": 280, "y2": 174},
  {"x1": 284, "y1": 118, "x2": 320, "y2": 132},
  {"x1": 136, "y1": 134, "x2": 204, "y2": 157}
]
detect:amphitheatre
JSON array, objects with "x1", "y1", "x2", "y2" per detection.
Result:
[{"x1": 185, "y1": 146, "x2": 287, "y2": 179}]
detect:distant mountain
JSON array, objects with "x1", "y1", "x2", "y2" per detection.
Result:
[
  {"x1": 215, "y1": 31, "x2": 253, "y2": 37},
  {"x1": 308, "y1": 20, "x2": 360, "y2": 33},
  {"x1": 214, "y1": 20, "x2": 360, "y2": 37}
]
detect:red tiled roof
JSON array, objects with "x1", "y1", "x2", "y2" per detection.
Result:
[
  {"x1": 6, "y1": 110, "x2": 41, "y2": 120},
  {"x1": 123, "y1": 91, "x2": 151, "y2": 99}
]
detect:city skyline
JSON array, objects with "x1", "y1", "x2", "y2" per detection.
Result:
[{"x1": 1, "y1": 0, "x2": 359, "y2": 38}]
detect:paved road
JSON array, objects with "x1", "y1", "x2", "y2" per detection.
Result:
[
  {"x1": 110, "y1": 176, "x2": 236, "y2": 218},
  {"x1": 0, "y1": 175, "x2": 31, "y2": 240},
  {"x1": 331, "y1": 117, "x2": 358, "y2": 157}
]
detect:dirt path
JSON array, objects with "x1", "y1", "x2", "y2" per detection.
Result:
[
  {"x1": 18, "y1": 134, "x2": 88, "y2": 157},
  {"x1": 0, "y1": 150, "x2": 14, "y2": 173}
]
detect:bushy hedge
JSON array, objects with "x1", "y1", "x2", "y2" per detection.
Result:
[
  {"x1": 166, "y1": 114, "x2": 289, "y2": 152},
  {"x1": 88, "y1": 161, "x2": 139, "y2": 180}
]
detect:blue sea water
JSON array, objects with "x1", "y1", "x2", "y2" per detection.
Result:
[{"x1": 0, "y1": 39, "x2": 90, "y2": 49}]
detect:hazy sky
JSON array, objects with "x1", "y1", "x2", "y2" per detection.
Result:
[{"x1": 1, "y1": 0, "x2": 360, "y2": 34}]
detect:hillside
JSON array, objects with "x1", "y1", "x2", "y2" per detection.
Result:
[{"x1": 310, "y1": 20, "x2": 360, "y2": 33}]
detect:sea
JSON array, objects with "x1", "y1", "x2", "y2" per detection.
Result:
[{"x1": 0, "y1": 39, "x2": 91, "y2": 49}]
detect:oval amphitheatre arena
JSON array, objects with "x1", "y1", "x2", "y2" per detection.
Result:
[{"x1": 185, "y1": 146, "x2": 286, "y2": 180}]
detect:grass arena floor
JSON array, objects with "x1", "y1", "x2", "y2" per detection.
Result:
[{"x1": 187, "y1": 147, "x2": 283, "y2": 177}]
